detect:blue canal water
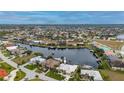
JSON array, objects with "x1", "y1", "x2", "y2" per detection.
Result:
[{"x1": 17, "y1": 44, "x2": 98, "y2": 68}]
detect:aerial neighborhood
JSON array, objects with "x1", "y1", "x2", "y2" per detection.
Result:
[{"x1": 0, "y1": 24, "x2": 124, "y2": 81}]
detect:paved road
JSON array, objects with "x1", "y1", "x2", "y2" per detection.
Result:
[
  {"x1": 4, "y1": 69, "x2": 19, "y2": 81},
  {"x1": 0, "y1": 52, "x2": 18, "y2": 68},
  {"x1": 20, "y1": 65, "x2": 56, "y2": 81},
  {"x1": 0, "y1": 51, "x2": 56, "y2": 81}
]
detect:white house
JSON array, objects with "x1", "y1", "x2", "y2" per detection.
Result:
[
  {"x1": 81, "y1": 70, "x2": 103, "y2": 81},
  {"x1": 120, "y1": 45, "x2": 124, "y2": 57},
  {"x1": 2, "y1": 40, "x2": 9, "y2": 44},
  {"x1": 30, "y1": 56, "x2": 45, "y2": 64},
  {"x1": 57, "y1": 64, "x2": 78, "y2": 75},
  {"x1": 32, "y1": 40, "x2": 45, "y2": 44},
  {"x1": 6, "y1": 46, "x2": 18, "y2": 51}
]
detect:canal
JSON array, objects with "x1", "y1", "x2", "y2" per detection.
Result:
[{"x1": 17, "y1": 44, "x2": 98, "y2": 68}]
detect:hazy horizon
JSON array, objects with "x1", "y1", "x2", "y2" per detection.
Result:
[{"x1": 0, "y1": 11, "x2": 124, "y2": 24}]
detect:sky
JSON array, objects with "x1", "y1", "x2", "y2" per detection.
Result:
[{"x1": 0, "y1": 11, "x2": 124, "y2": 24}]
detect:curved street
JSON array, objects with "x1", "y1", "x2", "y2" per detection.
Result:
[{"x1": 0, "y1": 51, "x2": 57, "y2": 81}]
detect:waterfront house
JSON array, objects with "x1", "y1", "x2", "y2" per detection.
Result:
[
  {"x1": 31, "y1": 40, "x2": 45, "y2": 44},
  {"x1": 6, "y1": 46, "x2": 18, "y2": 51},
  {"x1": 10, "y1": 48, "x2": 27, "y2": 57},
  {"x1": 57, "y1": 64, "x2": 78, "y2": 75},
  {"x1": 30, "y1": 56, "x2": 45, "y2": 64},
  {"x1": 66, "y1": 41, "x2": 77, "y2": 46},
  {"x1": 42, "y1": 58, "x2": 61, "y2": 69}
]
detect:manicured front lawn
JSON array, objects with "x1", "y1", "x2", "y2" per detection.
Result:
[
  {"x1": 14, "y1": 70, "x2": 26, "y2": 81},
  {"x1": 0, "y1": 61, "x2": 15, "y2": 74},
  {"x1": 24, "y1": 64, "x2": 37, "y2": 70},
  {"x1": 13, "y1": 53, "x2": 36, "y2": 65},
  {"x1": 0, "y1": 77, "x2": 4, "y2": 81},
  {"x1": 99, "y1": 70, "x2": 124, "y2": 81},
  {"x1": 46, "y1": 70, "x2": 65, "y2": 80}
]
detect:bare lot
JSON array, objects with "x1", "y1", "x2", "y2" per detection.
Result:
[
  {"x1": 96, "y1": 40, "x2": 124, "y2": 49},
  {"x1": 13, "y1": 53, "x2": 36, "y2": 65},
  {"x1": 99, "y1": 70, "x2": 124, "y2": 81}
]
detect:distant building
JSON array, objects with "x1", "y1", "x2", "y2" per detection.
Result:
[
  {"x1": 117, "y1": 34, "x2": 124, "y2": 41},
  {"x1": 110, "y1": 60, "x2": 124, "y2": 71},
  {"x1": 1, "y1": 40, "x2": 9, "y2": 45},
  {"x1": 32, "y1": 40, "x2": 45, "y2": 44},
  {"x1": 6, "y1": 46, "x2": 18, "y2": 51},
  {"x1": 120, "y1": 45, "x2": 124, "y2": 57}
]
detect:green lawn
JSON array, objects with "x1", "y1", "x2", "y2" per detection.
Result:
[
  {"x1": 25, "y1": 64, "x2": 37, "y2": 70},
  {"x1": 99, "y1": 70, "x2": 110, "y2": 80},
  {"x1": 35, "y1": 68, "x2": 42, "y2": 73},
  {"x1": 0, "y1": 61, "x2": 15, "y2": 74},
  {"x1": 46, "y1": 70, "x2": 65, "y2": 80},
  {"x1": 14, "y1": 70, "x2": 26, "y2": 81},
  {"x1": 0, "y1": 77, "x2": 4, "y2": 81}
]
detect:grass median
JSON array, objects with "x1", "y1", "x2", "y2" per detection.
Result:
[{"x1": 14, "y1": 70, "x2": 26, "y2": 81}]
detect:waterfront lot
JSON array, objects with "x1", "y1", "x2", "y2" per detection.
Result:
[
  {"x1": 99, "y1": 70, "x2": 124, "y2": 81},
  {"x1": 13, "y1": 53, "x2": 36, "y2": 65},
  {"x1": 1, "y1": 49, "x2": 11, "y2": 57},
  {"x1": 19, "y1": 44, "x2": 98, "y2": 68},
  {"x1": 96, "y1": 40, "x2": 124, "y2": 49}
]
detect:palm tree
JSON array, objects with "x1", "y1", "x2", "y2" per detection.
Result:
[
  {"x1": 36, "y1": 60, "x2": 40, "y2": 66},
  {"x1": 35, "y1": 75, "x2": 39, "y2": 79},
  {"x1": 17, "y1": 64, "x2": 20, "y2": 68}
]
